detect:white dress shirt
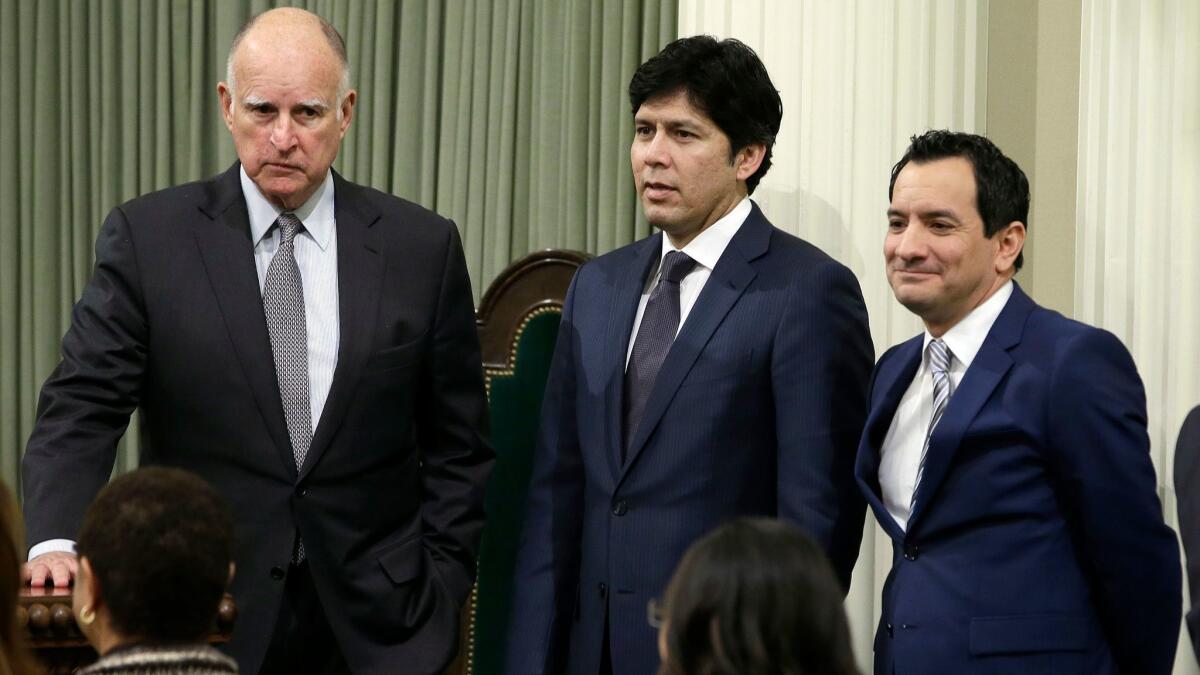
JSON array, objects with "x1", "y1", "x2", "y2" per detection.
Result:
[
  {"x1": 878, "y1": 280, "x2": 1014, "y2": 531},
  {"x1": 29, "y1": 169, "x2": 340, "y2": 561},
  {"x1": 625, "y1": 197, "x2": 752, "y2": 368},
  {"x1": 243, "y1": 166, "x2": 340, "y2": 431}
]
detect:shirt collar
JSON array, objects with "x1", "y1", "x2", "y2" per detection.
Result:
[
  {"x1": 240, "y1": 166, "x2": 336, "y2": 251},
  {"x1": 657, "y1": 196, "x2": 752, "y2": 271},
  {"x1": 922, "y1": 280, "x2": 1014, "y2": 371}
]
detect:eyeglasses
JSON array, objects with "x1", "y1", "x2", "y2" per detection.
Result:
[{"x1": 647, "y1": 598, "x2": 664, "y2": 629}]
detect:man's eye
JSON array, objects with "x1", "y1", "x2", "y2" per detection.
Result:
[
  {"x1": 888, "y1": 220, "x2": 905, "y2": 231},
  {"x1": 299, "y1": 108, "x2": 319, "y2": 118},
  {"x1": 675, "y1": 130, "x2": 692, "y2": 139},
  {"x1": 635, "y1": 126, "x2": 653, "y2": 136}
]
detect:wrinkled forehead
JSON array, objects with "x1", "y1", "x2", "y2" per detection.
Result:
[{"x1": 232, "y1": 37, "x2": 342, "y2": 98}]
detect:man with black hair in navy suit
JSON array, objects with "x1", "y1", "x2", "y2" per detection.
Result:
[
  {"x1": 507, "y1": 35, "x2": 874, "y2": 675},
  {"x1": 857, "y1": 130, "x2": 1179, "y2": 675}
]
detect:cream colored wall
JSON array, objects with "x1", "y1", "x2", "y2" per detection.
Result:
[{"x1": 986, "y1": 0, "x2": 1080, "y2": 316}]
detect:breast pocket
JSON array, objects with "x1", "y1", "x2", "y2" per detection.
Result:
[{"x1": 365, "y1": 337, "x2": 424, "y2": 373}]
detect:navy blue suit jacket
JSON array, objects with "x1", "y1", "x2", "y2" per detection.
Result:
[
  {"x1": 856, "y1": 283, "x2": 1180, "y2": 675},
  {"x1": 505, "y1": 204, "x2": 874, "y2": 675}
]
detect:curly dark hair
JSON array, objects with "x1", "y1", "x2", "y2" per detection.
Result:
[
  {"x1": 890, "y1": 130, "x2": 1031, "y2": 269},
  {"x1": 629, "y1": 35, "x2": 783, "y2": 194},
  {"x1": 76, "y1": 467, "x2": 233, "y2": 642},
  {"x1": 658, "y1": 518, "x2": 859, "y2": 675}
]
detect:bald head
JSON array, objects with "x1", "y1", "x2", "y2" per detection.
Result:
[
  {"x1": 217, "y1": 7, "x2": 357, "y2": 211},
  {"x1": 225, "y1": 8, "x2": 350, "y2": 104}
]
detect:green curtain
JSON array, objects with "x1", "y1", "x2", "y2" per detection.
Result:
[{"x1": 0, "y1": 0, "x2": 676, "y2": 491}]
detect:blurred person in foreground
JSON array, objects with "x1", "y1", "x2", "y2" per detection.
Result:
[
  {"x1": 855, "y1": 130, "x2": 1179, "y2": 674},
  {"x1": 72, "y1": 467, "x2": 238, "y2": 675},
  {"x1": 654, "y1": 517, "x2": 859, "y2": 675},
  {"x1": 1, "y1": 478, "x2": 34, "y2": 675}
]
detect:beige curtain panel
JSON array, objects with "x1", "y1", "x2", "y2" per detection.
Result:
[{"x1": 0, "y1": 0, "x2": 676, "y2": 488}]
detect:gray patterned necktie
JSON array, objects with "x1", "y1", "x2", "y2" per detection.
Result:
[
  {"x1": 910, "y1": 338, "x2": 953, "y2": 513},
  {"x1": 623, "y1": 250, "x2": 698, "y2": 461},
  {"x1": 262, "y1": 213, "x2": 310, "y2": 559}
]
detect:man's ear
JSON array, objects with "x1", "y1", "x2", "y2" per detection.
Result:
[
  {"x1": 734, "y1": 142, "x2": 766, "y2": 183},
  {"x1": 217, "y1": 82, "x2": 237, "y2": 132},
  {"x1": 994, "y1": 220, "x2": 1026, "y2": 274},
  {"x1": 338, "y1": 89, "x2": 357, "y2": 137}
]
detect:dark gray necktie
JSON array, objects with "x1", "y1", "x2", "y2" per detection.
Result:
[
  {"x1": 262, "y1": 213, "x2": 310, "y2": 560},
  {"x1": 623, "y1": 250, "x2": 698, "y2": 460}
]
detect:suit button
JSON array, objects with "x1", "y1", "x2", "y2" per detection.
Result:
[
  {"x1": 269, "y1": 566, "x2": 286, "y2": 581},
  {"x1": 612, "y1": 500, "x2": 628, "y2": 516},
  {"x1": 598, "y1": 583, "x2": 607, "y2": 598},
  {"x1": 296, "y1": 487, "x2": 308, "y2": 498},
  {"x1": 904, "y1": 545, "x2": 919, "y2": 561},
  {"x1": 886, "y1": 622, "x2": 893, "y2": 636}
]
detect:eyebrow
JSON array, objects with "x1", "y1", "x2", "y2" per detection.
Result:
[
  {"x1": 886, "y1": 207, "x2": 961, "y2": 221},
  {"x1": 240, "y1": 95, "x2": 330, "y2": 112},
  {"x1": 634, "y1": 114, "x2": 700, "y2": 128},
  {"x1": 295, "y1": 98, "x2": 331, "y2": 112}
]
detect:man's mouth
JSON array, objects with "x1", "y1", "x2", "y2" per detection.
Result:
[{"x1": 642, "y1": 181, "x2": 675, "y2": 199}]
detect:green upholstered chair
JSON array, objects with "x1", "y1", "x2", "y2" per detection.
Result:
[{"x1": 447, "y1": 249, "x2": 588, "y2": 675}]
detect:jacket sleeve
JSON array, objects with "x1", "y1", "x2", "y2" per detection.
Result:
[
  {"x1": 504, "y1": 273, "x2": 585, "y2": 675},
  {"x1": 23, "y1": 207, "x2": 147, "y2": 548},
  {"x1": 1047, "y1": 328, "x2": 1181, "y2": 675},
  {"x1": 773, "y1": 260, "x2": 873, "y2": 592},
  {"x1": 414, "y1": 222, "x2": 495, "y2": 608}
]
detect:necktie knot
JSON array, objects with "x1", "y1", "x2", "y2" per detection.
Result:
[
  {"x1": 927, "y1": 338, "x2": 952, "y2": 376},
  {"x1": 660, "y1": 250, "x2": 697, "y2": 285},
  {"x1": 276, "y1": 213, "x2": 302, "y2": 246}
]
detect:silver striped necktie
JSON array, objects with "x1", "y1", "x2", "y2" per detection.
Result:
[{"x1": 910, "y1": 337, "x2": 953, "y2": 514}]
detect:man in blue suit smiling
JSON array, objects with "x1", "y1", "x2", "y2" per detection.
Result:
[
  {"x1": 506, "y1": 36, "x2": 874, "y2": 675},
  {"x1": 857, "y1": 130, "x2": 1180, "y2": 674}
]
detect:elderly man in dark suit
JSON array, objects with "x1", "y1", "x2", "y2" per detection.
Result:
[
  {"x1": 856, "y1": 130, "x2": 1179, "y2": 675},
  {"x1": 21, "y1": 8, "x2": 492, "y2": 675},
  {"x1": 505, "y1": 36, "x2": 874, "y2": 675}
]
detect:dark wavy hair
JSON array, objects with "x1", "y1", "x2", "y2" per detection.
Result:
[
  {"x1": 658, "y1": 518, "x2": 859, "y2": 675},
  {"x1": 0, "y1": 479, "x2": 34, "y2": 675},
  {"x1": 629, "y1": 35, "x2": 783, "y2": 194},
  {"x1": 890, "y1": 130, "x2": 1031, "y2": 270},
  {"x1": 75, "y1": 467, "x2": 233, "y2": 642}
]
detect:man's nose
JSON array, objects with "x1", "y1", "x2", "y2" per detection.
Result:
[
  {"x1": 640, "y1": 131, "x2": 671, "y2": 167},
  {"x1": 270, "y1": 116, "x2": 298, "y2": 152},
  {"x1": 893, "y1": 222, "x2": 928, "y2": 260}
]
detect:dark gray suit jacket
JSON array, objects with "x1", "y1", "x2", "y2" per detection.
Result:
[{"x1": 23, "y1": 164, "x2": 493, "y2": 675}]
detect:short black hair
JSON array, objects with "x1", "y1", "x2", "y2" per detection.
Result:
[
  {"x1": 890, "y1": 130, "x2": 1030, "y2": 270},
  {"x1": 658, "y1": 518, "x2": 858, "y2": 675},
  {"x1": 629, "y1": 35, "x2": 782, "y2": 194},
  {"x1": 76, "y1": 467, "x2": 233, "y2": 642}
]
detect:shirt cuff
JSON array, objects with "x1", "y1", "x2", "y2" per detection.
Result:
[{"x1": 28, "y1": 539, "x2": 76, "y2": 561}]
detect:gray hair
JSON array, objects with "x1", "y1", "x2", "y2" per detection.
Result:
[{"x1": 224, "y1": 10, "x2": 352, "y2": 118}]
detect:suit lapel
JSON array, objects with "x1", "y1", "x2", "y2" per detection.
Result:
[
  {"x1": 618, "y1": 206, "x2": 768, "y2": 484},
  {"x1": 299, "y1": 173, "x2": 383, "y2": 481},
  {"x1": 194, "y1": 164, "x2": 297, "y2": 479},
  {"x1": 855, "y1": 338, "x2": 922, "y2": 541},
  {"x1": 603, "y1": 235, "x2": 661, "y2": 484},
  {"x1": 906, "y1": 284, "x2": 1034, "y2": 529}
]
